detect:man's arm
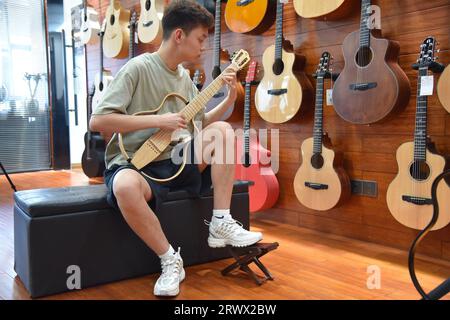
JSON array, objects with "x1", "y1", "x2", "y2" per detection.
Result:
[{"x1": 90, "y1": 112, "x2": 187, "y2": 134}]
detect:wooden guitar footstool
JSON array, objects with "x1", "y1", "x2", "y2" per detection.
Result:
[{"x1": 221, "y1": 242, "x2": 279, "y2": 285}]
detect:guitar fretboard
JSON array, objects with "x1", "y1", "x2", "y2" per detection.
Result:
[
  {"x1": 243, "y1": 82, "x2": 252, "y2": 155},
  {"x1": 414, "y1": 67, "x2": 429, "y2": 162},
  {"x1": 274, "y1": 0, "x2": 284, "y2": 61},
  {"x1": 313, "y1": 76, "x2": 325, "y2": 154},
  {"x1": 213, "y1": 0, "x2": 222, "y2": 68},
  {"x1": 359, "y1": 0, "x2": 372, "y2": 48}
]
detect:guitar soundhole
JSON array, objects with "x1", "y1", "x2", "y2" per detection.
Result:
[
  {"x1": 311, "y1": 153, "x2": 324, "y2": 170},
  {"x1": 99, "y1": 82, "x2": 104, "y2": 91},
  {"x1": 212, "y1": 66, "x2": 221, "y2": 80},
  {"x1": 145, "y1": 0, "x2": 151, "y2": 11},
  {"x1": 409, "y1": 160, "x2": 431, "y2": 181},
  {"x1": 272, "y1": 58, "x2": 284, "y2": 76},
  {"x1": 110, "y1": 15, "x2": 115, "y2": 26},
  {"x1": 355, "y1": 46, "x2": 373, "y2": 67}
]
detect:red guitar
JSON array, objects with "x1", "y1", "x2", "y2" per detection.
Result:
[{"x1": 235, "y1": 61, "x2": 280, "y2": 212}]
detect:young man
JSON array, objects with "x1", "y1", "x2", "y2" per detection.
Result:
[{"x1": 90, "y1": 0, "x2": 263, "y2": 297}]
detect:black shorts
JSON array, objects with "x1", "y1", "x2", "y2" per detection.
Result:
[{"x1": 104, "y1": 141, "x2": 212, "y2": 212}]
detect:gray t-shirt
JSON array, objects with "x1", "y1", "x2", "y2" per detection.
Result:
[{"x1": 92, "y1": 52, "x2": 204, "y2": 169}]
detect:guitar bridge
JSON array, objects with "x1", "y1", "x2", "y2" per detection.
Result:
[
  {"x1": 349, "y1": 82, "x2": 377, "y2": 91},
  {"x1": 401, "y1": 195, "x2": 433, "y2": 206},
  {"x1": 268, "y1": 89, "x2": 288, "y2": 96},
  {"x1": 305, "y1": 182, "x2": 329, "y2": 190}
]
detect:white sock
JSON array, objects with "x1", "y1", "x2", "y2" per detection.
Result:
[
  {"x1": 212, "y1": 209, "x2": 231, "y2": 223},
  {"x1": 159, "y1": 245, "x2": 176, "y2": 261}
]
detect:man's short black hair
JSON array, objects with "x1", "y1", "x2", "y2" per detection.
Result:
[{"x1": 162, "y1": 0, "x2": 214, "y2": 40}]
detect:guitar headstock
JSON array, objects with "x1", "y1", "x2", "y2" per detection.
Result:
[
  {"x1": 193, "y1": 69, "x2": 202, "y2": 87},
  {"x1": 245, "y1": 61, "x2": 258, "y2": 84},
  {"x1": 230, "y1": 50, "x2": 251, "y2": 71},
  {"x1": 315, "y1": 52, "x2": 332, "y2": 79},
  {"x1": 417, "y1": 37, "x2": 437, "y2": 68},
  {"x1": 130, "y1": 10, "x2": 137, "y2": 28}
]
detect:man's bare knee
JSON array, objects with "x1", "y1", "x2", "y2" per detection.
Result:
[{"x1": 113, "y1": 169, "x2": 152, "y2": 203}]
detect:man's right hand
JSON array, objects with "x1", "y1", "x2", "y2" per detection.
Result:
[{"x1": 158, "y1": 113, "x2": 188, "y2": 130}]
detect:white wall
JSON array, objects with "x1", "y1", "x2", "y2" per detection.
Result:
[{"x1": 63, "y1": 0, "x2": 87, "y2": 166}]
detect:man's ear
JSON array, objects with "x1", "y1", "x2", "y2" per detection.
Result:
[{"x1": 174, "y1": 28, "x2": 184, "y2": 43}]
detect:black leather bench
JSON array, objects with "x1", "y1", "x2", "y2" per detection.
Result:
[{"x1": 13, "y1": 181, "x2": 249, "y2": 298}]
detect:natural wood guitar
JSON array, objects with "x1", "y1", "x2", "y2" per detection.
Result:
[
  {"x1": 255, "y1": 0, "x2": 312, "y2": 124},
  {"x1": 80, "y1": 0, "x2": 100, "y2": 45},
  {"x1": 118, "y1": 50, "x2": 251, "y2": 176},
  {"x1": 103, "y1": 0, "x2": 130, "y2": 59},
  {"x1": 387, "y1": 37, "x2": 450, "y2": 231},
  {"x1": 235, "y1": 61, "x2": 280, "y2": 212},
  {"x1": 332, "y1": 0, "x2": 410, "y2": 124},
  {"x1": 293, "y1": 0, "x2": 354, "y2": 20},
  {"x1": 293, "y1": 52, "x2": 350, "y2": 211},
  {"x1": 224, "y1": 0, "x2": 276, "y2": 34},
  {"x1": 437, "y1": 65, "x2": 450, "y2": 113},
  {"x1": 137, "y1": 0, "x2": 168, "y2": 44},
  {"x1": 202, "y1": 0, "x2": 245, "y2": 121}
]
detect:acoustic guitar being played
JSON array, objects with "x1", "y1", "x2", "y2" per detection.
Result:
[
  {"x1": 235, "y1": 61, "x2": 280, "y2": 212},
  {"x1": 332, "y1": 0, "x2": 410, "y2": 124},
  {"x1": 103, "y1": 0, "x2": 130, "y2": 59},
  {"x1": 293, "y1": 52, "x2": 350, "y2": 211},
  {"x1": 387, "y1": 37, "x2": 450, "y2": 231},
  {"x1": 255, "y1": 0, "x2": 312, "y2": 124},
  {"x1": 224, "y1": 0, "x2": 276, "y2": 34}
]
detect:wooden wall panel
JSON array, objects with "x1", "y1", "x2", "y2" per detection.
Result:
[{"x1": 85, "y1": 0, "x2": 450, "y2": 261}]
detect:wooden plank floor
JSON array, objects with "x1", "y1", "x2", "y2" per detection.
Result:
[{"x1": 0, "y1": 169, "x2": 449, "y2": 300}]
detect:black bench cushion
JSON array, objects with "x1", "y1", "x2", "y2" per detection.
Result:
[{"x1": 14, "y1": 181, "x2": 249, "y2": 218}]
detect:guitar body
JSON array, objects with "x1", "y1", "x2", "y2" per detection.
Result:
[
  {"x1": 333, "y1": 30, "x2": 411, "y2": 124},
  {"x1": 81, "y1": 132, "x2": 106, "y2": 178},
  {"x1": 235, "y1": 133, "x2": 279, "y2": 212},
  {"x1": 387, "y1": 142, "x2": 450, "y2": 230},
  {"x1": 137, "y1": 0, "x2": 166, "y2": 44},
  {"x1": 103, "y1": 1, "x2": 130, "y2": 59},
  {"x1": 255, "y1": 44, "x2": 310, "y2": 123},
  {"x1": 293, "y1": 137, "x2": 350, "y2": 211},
  {"x1": 437, "y1": 65, "x2": 450, "y2": 113},
  {"x1": 92, "y1": 70, "x2": 114, "y2": 111},
  {"x1": 80, "y1": 6, "x2": 100, "y2": 45},
  {"x1": 202, "y1": 49, "x2": 245, "y2": 121},
  {"x1": 225, "y1": 0, "x2": 276, "y2": 34},
  {"x1": 293, "y1": 0, "x2": 354, "y2": 20}
]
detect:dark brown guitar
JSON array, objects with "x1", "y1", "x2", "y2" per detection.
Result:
[{"x1": 332, "y1": 0, "x2": 410, "y2": 124}]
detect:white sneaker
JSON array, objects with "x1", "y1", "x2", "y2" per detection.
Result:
[
  {"x1": 205, "y1": 217, "x2": 263, "y2": 248},
  {"x1": 153, "y1": 247, "x2": 185, "y2": 297}
]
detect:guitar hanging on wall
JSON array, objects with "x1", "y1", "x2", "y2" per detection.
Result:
[
  {"x1": 137, "y1": 0, "x2": 168, "y2": 44},
  {"x1": 81, "y1": 85, "x2": 106, "y2": 178},
  {"x1": 386, "y1": 37, "x2": 450, "y2": 231},
  {"x1": 235, "y1": 61, "x2": 280, "y2": 213},
  {"x1": 293, "y1": 52, "x2": 350, "y2": 211},
  {"x1": 255, "y1": 0, "x2": 312, "y2": 124},
  {"x1": 92, "y1": 21, "x2": 114, "y2": 111},
  {"x1": 224, "y1": 0, "x2": 276, "y2": 34},
  {"x1": 332, "y1": 0, "x2": 411, "y2": 124},
  {"x1": 80, "y1": 0, "x2": 100, "y2": 45},
  {"x1": 202, "y1": 0, "x2": 245, "y2": 121},
  {"x1": 103, "y1": 0, "x2": 130, "y2": 59},
  {"x1": 293, "y1": 0, "x2": 355, "y2": 20},
  {"x1": 437, "y1": 64, "x2": 450, "y2": 113}
]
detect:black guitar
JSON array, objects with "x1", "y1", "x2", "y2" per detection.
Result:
[{"x1": 81, "y1": 85, "x2": 105, "y2": 178}]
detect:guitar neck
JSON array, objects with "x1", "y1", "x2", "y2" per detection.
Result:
[
  {"x1": 413, "y1": 67, "x2": 429, "y2": 162},
  {"x1": 243, "y1": 82, "x2": 252, "y2": 153},
  {"x1": 313, "y1": 76, "x2": 324, "y2": 154},
  {"x1": 180, "y1": 69, "x2": 230, "y2": 122},
  {"x1": 274, "y1": 0, "x2": 284, "y2": 61},
  {"x1": 359, "y1": 0, "x2": 372, "y2": 48},
  {"x1": 129, "y1": 18, "x2": 135, "y2": 60},
  {"x1": 213, "y1": 0, "x2": 222, "y2": 67},
  {"x1": 99, "y1": 30, "x2": 104, "y2": 82}
]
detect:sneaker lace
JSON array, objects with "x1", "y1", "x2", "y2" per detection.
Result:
[
  {"x1": 160, "y1": 248, "x2": 182, "y2": 279},
  {"x1": 205, "y1": 218, "x2": 245, "y2": 237}
]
